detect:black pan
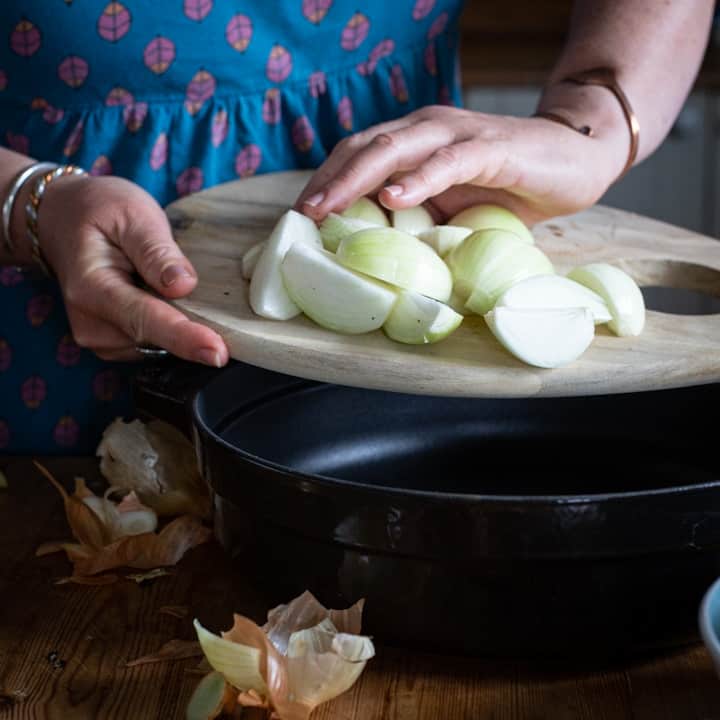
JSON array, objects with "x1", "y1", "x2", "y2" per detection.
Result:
[{"x1": 134, "y1": 359, "x2": 720, "y2": 659}]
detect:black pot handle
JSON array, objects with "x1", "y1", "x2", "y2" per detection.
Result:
[{"x1": 131, "y1": 356, "x2": 233, "y2": 437}]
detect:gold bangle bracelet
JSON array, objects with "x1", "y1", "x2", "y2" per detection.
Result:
[{"x1": 535, "y1": 67, "x2": 640, "y2": 182}]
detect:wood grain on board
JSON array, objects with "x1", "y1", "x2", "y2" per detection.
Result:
[{"x1": 166, "y1": 171, "x2": 720, "y2": 399}]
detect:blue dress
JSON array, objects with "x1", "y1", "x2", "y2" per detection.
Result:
[{"x1": 0, "y1": 0, "x2": 463, "y2": 454}]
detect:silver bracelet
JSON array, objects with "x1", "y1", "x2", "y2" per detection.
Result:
[
  {"x1": 1, "y1": 162, "x2": 59, "y2": 257},
  {"x1": 25, "y1": 164, "x2": 88, "y2": 276}
]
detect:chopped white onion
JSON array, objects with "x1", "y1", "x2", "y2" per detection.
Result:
[
  {"x1": 567, "y1": 263, "x2": 646, "y2": 336},
  {"x1": 391, "y1": 205, "x2": 435, "y2": 235},
  {"x1": 319, "y1": 213, "x2": 377, "y2": 252},
  {"x1": 448, "y1": 204, "x2": 534, "y2": 244},
  {"x1": 249, "y1": 210, "x2": 322, "y2": 320},
  {"x1": 496, "y1": 274, "x2": 612, "y2": 324},
  {"x1": 416, "y1": 225, "x2": 473, "y2": 257},
  {"x1": 446, "y1": 290, "x2": 469, "y2": 315},
  {"x1": 241, "y1": 242, "x2": 264, "y2": 280},
  {"x1": 383, "y1": 289, "x2": 463, "y2": 344},
  {"x1": 341, "y1": 196, "x2": 389, "y2": 226},
  {"x1": 447, "y1": 229, "x2": 554, "y2": 312},
  {"x1": 336, "y1": 227, "x2": 452, "y2": 302},
  {"x1": 281, "y1": 242, "x2": 397, "y2": 333},
  {"x1": 485, "y1": 306, "x2": 595, "y2": 368}
]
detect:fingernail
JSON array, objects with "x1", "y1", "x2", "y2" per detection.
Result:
[
  {"x1": 384, "y1": 185, "x2": 404, "y2": 197},
  {"x1": 196, "y1": 347, "x2": 223, "y2": 367},
  {"x1": 161, "y1": 264, "x2": 193, "y2": 287},
  {"x1": 303, "y1": 192, "x2": 325, "y2": 208}
]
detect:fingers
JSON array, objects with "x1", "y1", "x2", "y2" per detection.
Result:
[
  {"x1": 66, "y1": 305, "x2": 146, "y2": 361},
  {"x1": 294, "y1": 117, "x2": 414, "y2": 210},
  {"x1": 41, "y1": 175, "x2": 228, "y2": 367},
  {"x1": 116, "y1": 200, "x2": 199, "y2": 300},
  {"x1": 66, "y1": 305, "x2": 136, "y2": 354},
  {"x1": 299, "y1": 120, "x2": 455, "y2": 221},
  {"x1": 68, "y1": 268, "x2": 229, "y2": 367},
  {"x1": 378, "y1": 139, "x2": 513, "y2": 210}
]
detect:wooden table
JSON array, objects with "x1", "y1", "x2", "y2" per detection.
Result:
[{"x1": 3, "y1": 456, "x2": 720, "y2": 720}]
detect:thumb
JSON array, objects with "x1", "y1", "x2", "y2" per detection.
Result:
[{"x1": 119, "y1": 201, "x2": 198, "y2": 299}]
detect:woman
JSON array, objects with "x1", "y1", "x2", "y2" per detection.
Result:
[{"x1": 0, "y1": 0, "x2": 713, "y2": 453}]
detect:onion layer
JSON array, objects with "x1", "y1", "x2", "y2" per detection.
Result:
[
  {"x1": 567, "y1": 263, "x2": 646, "y2": 336},
  {"x1": 383, "y1": 289, "x2": 463, "y2": 344},
  {"x1": 448, "y1": 204, "x2": 534, "y2": 244},
  {"x1": 281, "y1": 242, "x2": 397, "y2": 333},
  {"x1": 485, "y1": 306, "x2": 595, "y2": 368},
  {"x1": 250, "y1": 210, "x2": 322, "y2": 320},
  {"x1": 336, "y1": 227, "x2": 453, "y2": 302},
  {"x1": 447, "y1": 229, "x2": 554, "y2": 312}
]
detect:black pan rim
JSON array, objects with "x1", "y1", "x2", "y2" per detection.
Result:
[{"x1": 192, "y1": 389, "x2": 720, "y2": 506}]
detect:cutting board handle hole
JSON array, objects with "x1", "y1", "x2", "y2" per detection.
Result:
[{"x1": 615, "y1": 259, "x2": 720, "y2": 316}]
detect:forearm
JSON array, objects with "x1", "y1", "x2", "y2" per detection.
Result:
[
  {"x1": 0, "y1": 147, "x2": 41, "y2": 265},
  {"x1": 538, "y1": 0, "x2": 713, "y2": 176}
]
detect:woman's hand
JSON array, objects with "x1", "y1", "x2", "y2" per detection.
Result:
[
  {"x1": 296, "y1": 104, "x2": 628, "y2": 226},
  {"x1": 37, "y1": 174, "x2": 228, "y2": 366}
]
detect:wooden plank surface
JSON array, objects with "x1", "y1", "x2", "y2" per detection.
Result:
[
  {"x1": 2, "y1": 456, "x2": 720, "y2": 720},
  {"x1": 167, "y1": 171, "x2": 720, "y2": 400}
]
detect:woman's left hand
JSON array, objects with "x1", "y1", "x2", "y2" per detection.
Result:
[{"x1": 295, "y1": 105, "x2": 626, "y2": 226}]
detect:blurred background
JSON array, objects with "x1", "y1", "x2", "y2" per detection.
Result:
[{"x1": 459, "y1": 1, "x2": 719, "y2": 237}]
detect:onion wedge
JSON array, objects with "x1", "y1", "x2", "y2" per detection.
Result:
[
  {"x1": 448, "y1": 204, "x2": 534, "y2": 244},
  {"x1": 447, "y1": 229, "x2": 554, "y2": 311},
  {"x1": 416, "y1": 225, "x2": 472, "y2": 257},
  {"x1": 567, "y1": 263, "x2": 646, "y2": 336},
  {"x1": 337, "y1": 227, "x2": 452, "y2": 302},
  {"x1": 281, "y1": 242, "x2": 397, "y2": 334},
  {"x1": 485, "y1": 306, "x2": 595, "y2": 368},
  {"x1": 496, "y1": 274, "x2": 612, "y2": 324},
  {"x1": 341, "y1": 196, "x2": 389, "y2": 226},
  {"x1": 250, "y1": 210, "x2": 322, "y2": 320},
  {"x1": 241, "y1": 242, "x2": 264, "y2": 280},
  {"x1": 383, "y1": 290, "x2": 463, "y2": 344},
  {"x1": 319, "y1": 213, "x2": 377, "y2": 252},
  {"x1": 391, "y1": 205, "x2": 435, "y2": 235}
]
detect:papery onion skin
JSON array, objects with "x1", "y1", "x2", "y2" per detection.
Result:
[
  {"x1": 96, "y1": 419, "x2": 210, "y2": 519},
  {"x1": 194, "y1": 619, "x2": 269, "y2": 696},
  {"x1": 117, "y1": 509, "x2": 158, "y2": 536},
  {"x1": 285, "y1": 622, "x2": 376, "y2": 710}
]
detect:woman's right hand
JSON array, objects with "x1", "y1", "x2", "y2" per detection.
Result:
[{"x1": 35, "y1": 173, "x2": 228, "y2": 366}]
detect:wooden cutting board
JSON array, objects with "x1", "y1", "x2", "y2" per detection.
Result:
[{"x1": 166, "y1": 170, "x2": 720, "y2": 398}]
